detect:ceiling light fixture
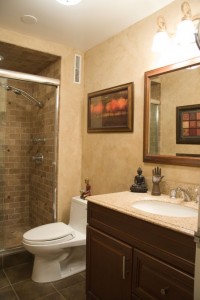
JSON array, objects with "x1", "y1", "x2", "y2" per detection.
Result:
[
  {"x1": 56, "y1": 0, "x2": 82, "y2": 6},
  {"x1": 21, "y1": 15, "x2": 38, "y2": 24}
]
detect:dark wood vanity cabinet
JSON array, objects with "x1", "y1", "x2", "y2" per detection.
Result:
[
  {"x1": 86, "y1": 201, "x2": 195, "y2": 300},
  {"x1": 133, "y1": 249, "x2": 194, "y2": 300},
  {"x1": 87, "y1": 227, "x2": 132, "y2": 300}
]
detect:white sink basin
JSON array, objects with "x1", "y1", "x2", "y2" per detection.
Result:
[{"x1": 132, "y1": 200, "x2": 198, "y2": 217}]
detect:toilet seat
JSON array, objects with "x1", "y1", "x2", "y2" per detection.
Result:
[{"x1": 23, "y1": 222, "x2": 75, "y2": 244}]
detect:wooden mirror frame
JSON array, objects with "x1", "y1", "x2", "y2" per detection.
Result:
[{"x1": 143, "y1": 56, "x2": 200, "y2": 167}]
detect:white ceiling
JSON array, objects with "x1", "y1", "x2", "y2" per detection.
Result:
[{"x1": 0, "y1": 0, "x2": 174, "y2": 51}]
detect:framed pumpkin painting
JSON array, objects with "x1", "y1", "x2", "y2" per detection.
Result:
[{"x1": 87, "y1": 82, "x2": 134, "y2": 133}]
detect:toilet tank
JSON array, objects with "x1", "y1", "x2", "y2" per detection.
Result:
[{"x1": 69, "y1": 196, "x2": 87, "y2": 234}]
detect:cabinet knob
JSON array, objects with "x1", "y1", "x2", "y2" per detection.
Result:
[{"x1": 160, "y1": 287, "x2": 169, "y2": 296}]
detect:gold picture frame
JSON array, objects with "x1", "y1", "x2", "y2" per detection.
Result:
[{"x1": 87, "y1": 82, "x2": 134, "y2": 133}]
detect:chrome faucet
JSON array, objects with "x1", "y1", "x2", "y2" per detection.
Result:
[
  {"x1": 195, "y1": 187, "x2": 200, "y2": 203},
  {"x1": 170, "y1": 187, "x2": 192, "y2": 202}
]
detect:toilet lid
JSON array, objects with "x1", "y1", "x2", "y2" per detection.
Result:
[{"x1": 23, "y1": 222, "x2": 75, "y2": 242}]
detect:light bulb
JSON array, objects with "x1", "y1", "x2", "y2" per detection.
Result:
[
  {"x1": 176, "y1": 19, "x2": 195, "y2": 44},
  {"x1": 152, "y1": 31, "x2": 170, "y2": 53}
]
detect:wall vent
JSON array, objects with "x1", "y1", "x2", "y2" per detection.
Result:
[{"x1": 74, "y1": 54, "x2": 81, "y2": 84}]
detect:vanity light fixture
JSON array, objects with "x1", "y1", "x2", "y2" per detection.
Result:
[
  {"x1": 56, "y1": 0, "x2": 82, "y2": 5},
  {"x1": 152, "y1": 1, "x2": 199, "y2": 52},
  {"x1": 176, "y1": 1, "x2": 195, "y2": 44},
  {"x1": 152, "y1": 16, "x2": 170, "y2": 53},
  {"x1": 0, "y1": 55, "x2": 4, "y2": 62}
]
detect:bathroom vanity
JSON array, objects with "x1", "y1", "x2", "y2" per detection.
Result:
[{"x1": 86, "y1": 192, "x2": 197, "y2": 300}]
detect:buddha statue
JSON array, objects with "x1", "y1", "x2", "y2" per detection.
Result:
[{"x1": 130, "y1": 167, "x2": 148, "y2": 193}]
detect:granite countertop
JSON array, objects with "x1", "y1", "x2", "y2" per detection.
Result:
[{"x1": 87, "y1": 191, "x2": 199, "y2": 236}]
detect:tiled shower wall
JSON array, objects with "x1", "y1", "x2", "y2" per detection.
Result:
[
  {"x1": 29, "y1": 84, "x2": 56, "y2": 226},
  {"x1": 0, "y1": 59, "x2": 60, "y2": 232},
  {"x1": 1, "y1": 80, "x2": 32, "y2": 227},
  {"x1": 0, "y1": 86, "x2": 7, "y2": 234},
  {"x1": 29, "y1": 60, "x2": 60, "y2": 227}
]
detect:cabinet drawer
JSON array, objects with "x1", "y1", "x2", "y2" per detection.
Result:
[{"x1": 133, "y1": 249, "x2": 194, "y2": 300}]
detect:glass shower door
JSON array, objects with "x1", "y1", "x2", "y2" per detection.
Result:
[
  {"x1": 0, "y1": 78, "x2": 7, "y2": 251},
  {"x1": 0, "y1": 71, "x2": 59, "y2": 251}
]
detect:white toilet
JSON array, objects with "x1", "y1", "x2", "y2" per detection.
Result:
[{"x1": 22, "y1": 196, "x2": 87, "y2": 283}]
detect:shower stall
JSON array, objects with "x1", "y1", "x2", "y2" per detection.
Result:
[{"x1": 0, "y1": 69, "x2": 60, "y2": 251}]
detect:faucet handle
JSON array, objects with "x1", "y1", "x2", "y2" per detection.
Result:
[
  {"x1": 195, "y1": 186, "x2": 200, "y2": 193},
  {"x1": 171, "y1": 187, "x2": 192, "y2": 202},
  {"x1": 170, "y1": 189, "x2": 177, "y2": 199},
  {"x1": 195, "y1": 186, "x2": 200, "y2": 203}
]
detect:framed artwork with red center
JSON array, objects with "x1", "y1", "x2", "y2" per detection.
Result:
[
  {"x1": 176, "y1": 104, "x2": 200, "y2": 144},
  {"x1": 87, "y1": 82, "x2": 134, "y2": 133}
]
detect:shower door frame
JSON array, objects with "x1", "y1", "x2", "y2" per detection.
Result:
[{"x1": 0, "y1": 68, "x2": 60, "y2": 222}]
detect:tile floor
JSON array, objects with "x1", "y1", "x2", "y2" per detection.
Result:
[{"x1": 0, "y1": 261, "x2": 86, "y2": 300}]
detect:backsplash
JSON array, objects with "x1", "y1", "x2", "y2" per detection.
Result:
[{"x1": 146, "y1": 177, "x2": 200, "y2": 202}]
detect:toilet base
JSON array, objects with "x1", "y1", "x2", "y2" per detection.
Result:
[{"x1": 32, "y1": 246, "x2": 86, "y2": 283}]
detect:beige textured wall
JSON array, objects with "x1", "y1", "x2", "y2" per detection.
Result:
[
  {"x1": 0, "y1": 27, "x2": 84, "y2": 222},
  {"x1": 83, "y1": 0, "x2": 200, "y2": 196}
]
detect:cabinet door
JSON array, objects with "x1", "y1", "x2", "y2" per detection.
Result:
[
  {"x1": 133, "y1": 249, "x2": 194, "y2": 300},
  {"x1": 86, "y1": 226, "x2": 132, "y2": 300}
]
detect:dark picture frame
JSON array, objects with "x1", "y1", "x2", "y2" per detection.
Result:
[
  {"x1": 176, "y1": 104, "x2": 200, "y2": 144},
  {"x1": 87, "y1": 82, "x2": 134, "y2": 133}
]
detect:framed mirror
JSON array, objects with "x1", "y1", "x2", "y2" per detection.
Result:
[{"x1": 143, "y1": 56, "x2": 200, "y2": 167}]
